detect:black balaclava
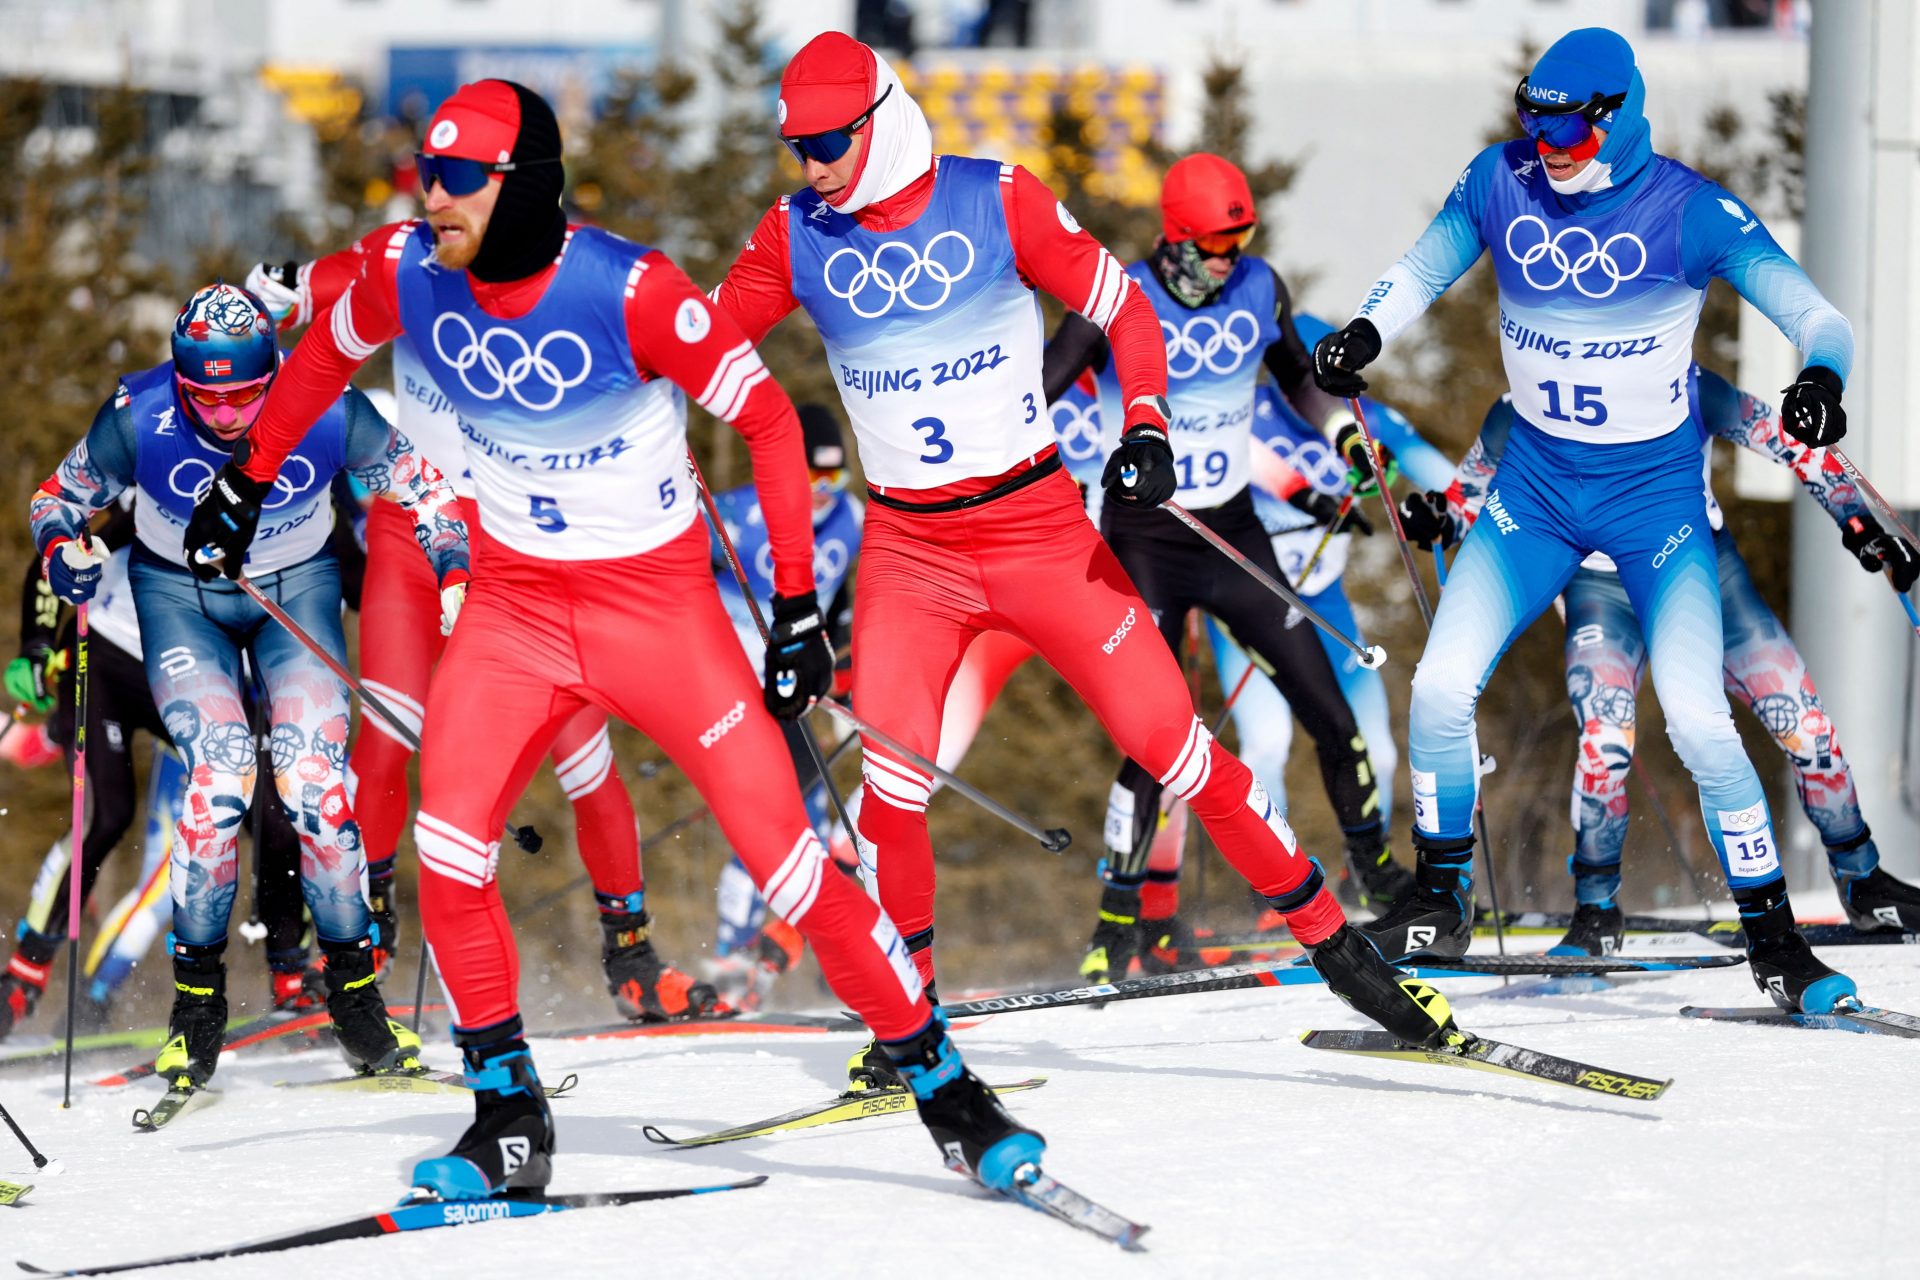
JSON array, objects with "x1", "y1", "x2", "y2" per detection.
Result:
[{"x1": 468, "y1": 82, "x2": 567, "y2": 284}]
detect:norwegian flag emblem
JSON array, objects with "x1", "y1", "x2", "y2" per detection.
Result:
[{"x1": 204, "y1": 359, "x2": 231, "y2": 376}]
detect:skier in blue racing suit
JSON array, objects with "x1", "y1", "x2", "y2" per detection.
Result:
[{"x1": 1311, "y1": 27, "x2": 1864, "y2": 1013}]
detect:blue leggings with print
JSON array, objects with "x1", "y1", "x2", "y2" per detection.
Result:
[
  {"x1": 1409, "y1": 418, "x2": 1782, "y2": 892},
  {"x1": 1562, "y1": 526, "x2": 1876, "y2": 903},
  {"x1": 1206, "y1": 585, "x2": 1396, "y2": 828},
  {"x1": 129, "y1": 547, "x2": 371, "y2": 949}
]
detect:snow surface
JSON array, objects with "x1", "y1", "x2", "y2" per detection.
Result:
[{"x1": 6, "y1": 934, "x2": 1919, "y2": 1279}]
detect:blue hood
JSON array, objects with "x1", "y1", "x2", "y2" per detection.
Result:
[{"x1": 1527, "y1": 27, "x2": 1652, "y2": 210}]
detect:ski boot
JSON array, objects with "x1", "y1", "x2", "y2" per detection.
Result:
[
  {"x1": 367, "y1": 863, "x2": 400, "y2": 980},
  {"x1": 1549, "y1": 901, "x2": 1625, "y2": 957},
  {"x1": 1739, "y1": 881, "x2": 1856, "y2": 1014},
  {"x1": 270, "y1": 954, "x2": 327, "y2": 1014},
  {"x1": 411, "y1": 1020, "x2": 554, "y2": 1201},
  {"x1": 1344, "y1": 830, "x2": 1417, "y2": 916},
  {"x1": 886, "y1": 1011, "x2": 1044, "y2": 1192},
  {"x1": 1829, "y1": 834, "x2": 1920, "y2": 930},
  {"x1": 703, "y1": 918, "x2": 804, "y2": 1012},
  {"x1": 1358, "y1": 833, "x2": 1475, "y2": 961},
  {"x1": 1079, "y1": 881, "x2": 1147, "y2": 984},
  {"x1": 322, "y1": 941, "x2": 422, "y2": 1073},
  {"x1": 155, "y1": 945, "x2": 228, "y2": 1090},
  {"x1": 601, "y1": 903, "x2": 726, "y2": 1022},
  {"x1": 0, "y1": 942, "x2": 52, "y2": 1041},
  {"x1": 1306, "y1": 924, "x2": 1458, "y2": 1048}
]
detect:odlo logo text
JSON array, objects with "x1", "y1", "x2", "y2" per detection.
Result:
[
  {"x1": 1651, "y1": 523, "x2": 1694, "y2": 568},
  {"x1": 1103, "y1": 607, "x2": 1138, "y2": 655}
]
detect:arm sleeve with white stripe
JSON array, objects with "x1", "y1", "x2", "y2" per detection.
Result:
[
  {"x1": 1348, "y1": 144, "x2": 1499, "y2": 346},
  {"x1": 1003, "y1": 166, "x2": 1169, "y2": 428},
  {"x1": 624, "y1": 251, "x2": 816, "y2": 602},
  {"x1": 238, "y1": 224, "x2": 407, "y2": 483}
]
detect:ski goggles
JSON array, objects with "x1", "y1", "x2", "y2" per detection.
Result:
[
  {"x1": 781, "y1": 85, "x2": 892, "y2": 165},
  {"x1": 810, "y1": 466, "x2": 848, "y2": 496},
  {"x1": 177, "y1": 372, "x2": 272, "y2": 410},
  {"x1": 1512, "y1": 77, "x2": 1625, "y2": 151},
  {"x1": 414, "y1": 152, "x2": 561, "y2": 198},
  {"x1": 1190, "y1": 224, "x2": 1256, "y2": 258}
]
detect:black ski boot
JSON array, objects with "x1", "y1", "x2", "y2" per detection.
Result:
[
  {"x1": 367, "y1": 860, "x2": 400, "y2": 980},
  {"x1": 601, "y1": 905, "x2": 724, "y2": 1022},
  {"x1": 887, "y1": 1011, "x2": 1044, "y2": 1191},
  {"x1": 1738, "y1": 881, "x2": 1856, "y2": 1014},
  {"x1": 155, "y1": 944, "x2": 228, "y2": 1089},
  {"x1": 1306, "y1": 924, "x2": 1458, "y2": 1048},
  {"x1": 1079, "y1": 881, "x2": 1147, "y2": 983},
  {"x1": 1549, "y1": 901, "x2": 1625, "y2": 957},
  {"x1": 1345, "y1": 829, "x2": 1417, "y2": 916},
  {"x1": 1358, "y1": 833, "x2": 1475, "y2": 961},
  {"x1": 411, "y1": 1020, "x2": 554, "y2": 1201},
  {"x1": 1834, "y1": 866, "x2": 1920, "y2": 932},
  {"x1": 322, "y1": 941, "x2": 422, "y2": 1073}
]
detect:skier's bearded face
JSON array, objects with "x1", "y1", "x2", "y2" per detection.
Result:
[
  {"x1": 1541, "y1": 126, "x2": 1607, "y2": 184},
  {"x1": 802, "y1": 132, "x2": 865, "y2": 206},
  {"x1": 424, "y1": 175, "x2": 502, "y2": 271}
]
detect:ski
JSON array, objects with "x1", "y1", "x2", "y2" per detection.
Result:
[
  {"x1": 642, "y1": 1078, "x2": 1047, "y2": 1148},
  {"x1": 16, "y1": 1177, "x2": 769, "y2": 1275},
  {"x1": 94, "y1": 1004, "x2": 440, "y2": 1087},
  {"x1": 0, "y1": 1182, "x2": 29, "y2": 1207},
  {"x1": 1299, "y1": 1029, "x2": 1671, "y2": 1100},
  {"x1": 1000, "y1": 1164, "x2": 1148, "y2": 1249},
  {"x1": 1486, "y1": 913, "x2": 1919, "y2": 950},
  {"x1": 1679, "y1": 1000, "x2": 1920, "y2": 1039},
  {"x1": 534, "y1": 1010, "x2": 859, "y2": 1042},
  {"x1": 280, "y1": 1071, "x2": 581, "y2": 1097},
  {"x1": 1401, "y1": 953, "x2": 1743, "y2": 975},
  {"x1": 1, "y1": 1010, "x2": 285, "y2": 1073},
  {"x1": 131, "y1": 1086, "x2": 220, "y2": 1131}
]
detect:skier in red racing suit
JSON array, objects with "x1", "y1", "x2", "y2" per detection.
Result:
[{"x1": 713, "y1": 33, "x2": 1455, "y2": 1091}]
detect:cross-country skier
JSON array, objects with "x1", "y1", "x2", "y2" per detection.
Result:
[
  {"x1": 703, "y1": 402, "x2": 862, "y2": 1008},
  {"x1": 181, "y1": 78, "x2": 1033, "y2": 1200},
  {"x1": 244, "y1": 250, "x2": 719, "y2": 1021},
  {"x1": 712, "y1": 34, "x2": 1454, "y2": 1109},
  {"x1": 1400, "y1": 366, "x2": 1920, "y2": 952},
  {"x1": 1313, "y1": 28, "x2": 1862, "y2": 1013},
  {"x1": 1040, "y1": 154, "x2": 1411, "y2": 981},
  {"x1": 30, "y1": 282, "x2": 454, "y2": 1093}
]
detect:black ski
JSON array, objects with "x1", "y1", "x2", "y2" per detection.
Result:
[
  {"x1": 1486, "y1": 913, "x2": 1919, "y2": 949},
  {"x1": 1679, "y1": 1000, "x2": 1920, "y2": 1039},
  {"x1": 1300, "y1": 1028, "x2": 1671, "y2": 1100},
  {"x1": 532, "y1": 1010, "x2": 857, "y2": 1041},
  {"x1": 16, "y1": 1178, "x2": 769, "y2": 1275},
  {"x1": 130, "y1": 1086, "x2": 219, "y2": 1132},
  {"x1": 642, "y1": 1078, "x2": 1046, "y2": 1147}
]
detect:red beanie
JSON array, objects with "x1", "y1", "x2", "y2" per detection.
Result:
[
  {"x1": 778, "y1": 31, "x2": 879, "y2": 136},
  {"x1": 424, "y1": 79, "x2": 522, "y2": 164}
]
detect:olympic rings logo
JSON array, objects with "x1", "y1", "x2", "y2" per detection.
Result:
[
  {"x1": 1050, "y1": 399, "x2": 1102, "y2": 461},
  {"x1": 169, "y1": 455, "x2": 316, "y2": 511},
  {"x1": 1262, "y1": 436, "x2": 1347, "y2": 492},
  {"x1": 1504, "y1": 215, "x2": 1647, "y2": 299},
  {"x1": 1162, "y1": 310, "x2": 1261, "y2": 379},
  {"x1": 823, "y1": 231, "x2": 975, "y2": 319},
  {"x1": 753, "y1": 538, "x2": 849, "y2": 588},
  {"x1": 430, "y1": 313, "x2": 592, "y2": 411}
]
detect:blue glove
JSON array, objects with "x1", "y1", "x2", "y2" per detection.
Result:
[{"x1": 45, "y1": 540, "x2": 104, "y2": 604}]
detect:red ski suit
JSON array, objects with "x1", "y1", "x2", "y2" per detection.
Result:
[
  {"x1": 234, "y1": 227, "x2": 931, "y2": 1038},
  {"x1": 301, "y1": 240, "x2": 641, "y2": 901},
  {"x1": 715, "y1": 160, "x2": 1347, "y2": 988}
]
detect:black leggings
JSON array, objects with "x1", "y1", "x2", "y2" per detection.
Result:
[{"x1": 1100, "y1": 488, "x2": 1381, "y2": 874}]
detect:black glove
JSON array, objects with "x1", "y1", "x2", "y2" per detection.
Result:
[
  {"x1": 1399, "y1": 490, "x2": 1458, "y2": 551},
  {"x1": 764, "y1": 592, "x2": 834, "y2": 720},
  {"x1": 1332, "y1": 423, "x2": 1398, "y2": 497},
  {"x1": 1780, "y1": 365, "x2": 1846, "y2": 448},
  {"x1": 1312, "y1": 319, "x2": 1381, "y2": 398},
  {"x1": 1101, "y1": 424, "x2": 1178, "y2": 509},
  {"x1": 1286, "y1": 489, "x2": 1373, "y2": 537},
  {"x1": 1840, "y1": 513, "x2": 1920, "y2": 593},
  {"x1": 183, "y1": 458, "x2": 273, "y2": 581}
]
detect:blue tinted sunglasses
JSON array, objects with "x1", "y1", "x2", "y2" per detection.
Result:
[
  {"x1": 1513, "y1": 77, "x2": 1625, "y2": 150},
  {"x1": 781, "y1": 85, "x2": 892, "y2": 165},
  {"x1": 415, "y1": 152, "x2": 560, "y2": 198}
]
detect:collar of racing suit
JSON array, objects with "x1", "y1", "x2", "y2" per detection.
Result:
[{"x1": 851, "y1": 163, "x2": 939, "y2": 231}]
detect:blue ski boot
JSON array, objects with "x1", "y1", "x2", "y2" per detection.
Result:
[
  {"x1": 411, "y1": 1019, "x2": 553, "y2": 1201},
  {"x1": 886, "y1": 1011, "x2": 1043, "y2": 1192},
  {"x1": 1738, "y1": 881, "x2": 1856, "y2": 1014}
]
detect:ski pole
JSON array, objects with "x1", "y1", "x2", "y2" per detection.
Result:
[
  {"x1": 1823, "y1": 446, "x2": 1920, "y2": 635},
  {"x1": 1298, "y1": 494, "x2": 1354, "y2": 586},
  {"x1": 1349, "y1": 397, "x2": 1434, "y2": 627},
  {"x1": 61, "y1": 597, "x2": 88, "y2": 1110},
  {"x1": 213, "y1": 561, "x2": 543, "y2": 855},
  {"x1": 1159, "y1": 502, "x2": 1387, "y2": 670},
  {"x1": 0, "y1": 701, "x2": 28, "y2": 751},
  {"x1": 690, "y1": 454, "x2": 1073, "y2": 854},
  {"x1": 0, "y1": 1097, "x2": 49, "y2": 1169}
]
